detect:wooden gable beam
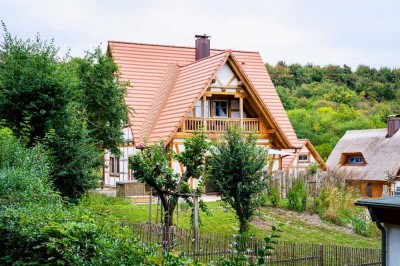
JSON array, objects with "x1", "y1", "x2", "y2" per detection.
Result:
[{"x1": 225, "y1": 56, "x2": 291, "y2": 148}]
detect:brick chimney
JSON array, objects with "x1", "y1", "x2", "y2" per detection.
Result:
[
  {"x1": 195, "y1": 34, "x2": 211, "y2": 60},
  {"x1": 387, "y1": 115, "x2": 400, "y2": 138}
]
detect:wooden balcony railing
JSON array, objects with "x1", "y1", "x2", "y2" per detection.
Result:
[{"x1": 184, "y1": 118, "x2": 259, "y2": 133}]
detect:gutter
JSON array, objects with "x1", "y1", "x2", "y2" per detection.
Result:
[{"x1": 368, "y1": 207, "x2": 386, "y2": 266}]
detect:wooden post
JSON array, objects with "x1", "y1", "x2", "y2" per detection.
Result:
[
  {"x1": 149, "y1": 189, "x2": 153, "y2": 225},
  {"x1": 314, "y1": 174, "x2": 317, "y2": 213},
  {"x1": 318, "y1": 244, "x2": 324, "y2": 266},
  {"x1": 239, "y1": 97, "x2": 243, "y2": 128},
  {"x1": 193, "y1": 195, "x2": 199, "y2": 256},
  {"x1": 149, "y1": 189, "x2": 153, "y2": 240},
  {"x1": 305, "y1": 178, "x2": 309, "y2": 212},
  {"x1": 203, "y1": 95, "x2": 207, "y2": 130}
]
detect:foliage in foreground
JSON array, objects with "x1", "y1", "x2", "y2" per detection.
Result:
[
  {"x1": 207, "y1": 126, "x2": 269, "y2": 233},
  {"x1": 0, "y1": 134, "x2": 192, "y2": 265},
  {"x1": 0, "y1": 133, "x2": 284, "y2": 265}
]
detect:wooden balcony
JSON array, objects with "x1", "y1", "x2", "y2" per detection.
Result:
[{"x1": 184, "y1": 118, "x2": 260, "y2": 133}]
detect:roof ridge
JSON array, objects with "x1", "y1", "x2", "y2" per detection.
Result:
[
  {"x1": 179, "y1": 50, "x2": 229, "y2": 67},
  {"x1": 108, "y1": 40, "x2": 195, "y2": 50},
  {"x1": 108, "y1": 40, "x2": 260, "y2": 54}
]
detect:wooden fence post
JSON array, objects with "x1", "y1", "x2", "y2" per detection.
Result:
[
  {"x1": 305, "y1": 178, "x2": 309, "y2": 212},
  {"x1": 149, "y1": 189, "x2": 153, "y2": 225},
  {"x1": 318, "y1": 244, "x2": 324, "y2": 266},
  {"x1": 193, "y1": 195, "x2": 199, "y2": 256}
]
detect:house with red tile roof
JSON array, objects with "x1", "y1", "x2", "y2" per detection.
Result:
[{"x1": 103, "y1": 35, "x2": 326, "y2": 188}]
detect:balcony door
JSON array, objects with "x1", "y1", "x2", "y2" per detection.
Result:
[{"x1": 213, "y1": 100, "x2": 228, "y2": 118}]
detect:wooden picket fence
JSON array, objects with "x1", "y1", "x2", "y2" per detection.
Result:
[{"x1": 127, "y1": 223, "x2": 381, "y2": 265}]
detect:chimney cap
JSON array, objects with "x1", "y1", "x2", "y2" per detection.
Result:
[{"x1": 195, "y1": 34, "x2": 211, "y2": 39}]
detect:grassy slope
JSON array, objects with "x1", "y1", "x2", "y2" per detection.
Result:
[{"x1": 84, "y1": 193, "x2": 380, "y2": 249}]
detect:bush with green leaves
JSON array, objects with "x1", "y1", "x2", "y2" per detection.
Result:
[
  {"x1": 268, "y1": 187, "x2": 281, "y2": 208},
  {"x1": 287, "y1": 179, "x2": 306, "y2": 212},
  {"x1": 0, "y1": 131, "x2": 56, "y2": 207},
  {"x1": 216, "y1": 224, "x2": 283, "y2": 266}
]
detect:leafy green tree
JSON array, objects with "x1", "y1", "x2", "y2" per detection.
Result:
[
  {"x1": 207, "y1": 126, "x2": 268, "y2": 233},
  {"x1": 0, "y1": 24, "x2": 128, "y2": 199},
  {"x1": 265, "y1": 61, "x2": 296, "y2": 88},
  {"x1": 68, "y1": 48, "x2": 129, "y2": 154},
  {"x1": 129, "y1": 131, "x2": 209, "y2": 239},
  {"x1": 0, "y1": 26, "x2": 68, "y2": 144}
]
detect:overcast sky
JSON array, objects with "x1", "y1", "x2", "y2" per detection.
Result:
[{"x1": 1, "y1": 0, "x2": 399, "y2": 69}]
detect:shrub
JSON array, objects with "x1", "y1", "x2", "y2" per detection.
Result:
[
  {"x1": 0, "y1": 203, "x2": 163, "y2": 265},
  {"x1": 0, "y1": 134, "x2": 56, "y2": 207},
  {"x1": 316, "y1": 185, "x2": 359, "y2": 226},
  {"x1": 287, "y1": 179, "x2": 306, "y2": 212},
  {"x1": 268, "y1": 187, "x2": 281, "y2": 207}
]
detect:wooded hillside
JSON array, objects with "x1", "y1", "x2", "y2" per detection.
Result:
[{"x1": 266, "y1": 62, "x2": 400, "y2": 160}]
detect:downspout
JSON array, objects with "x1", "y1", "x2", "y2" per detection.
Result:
[{"x1": 369, "y1": 207, "x2": 386, "y2": 266}]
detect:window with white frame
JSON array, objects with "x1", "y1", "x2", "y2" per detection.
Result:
[{"x1": 188, "y1": 99, "x2": 210, "y2": 117}]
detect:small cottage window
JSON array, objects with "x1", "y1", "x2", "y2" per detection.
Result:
[
  {"x1": 341, "y1": 153, "x2": 366, "y2": 166},
  {"x1": 299, "y1": 154, "x2": 309, "y2": 162},
  {"x1": 110, "y1": 156, "x2": 120, "y2": 176},
  {"x1": 349, "y1": 156, "x2": 364, "y2": 165}
]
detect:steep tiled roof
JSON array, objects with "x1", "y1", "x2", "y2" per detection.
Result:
[
  {"x1": 149, "y1": 51, "x2": 229, "y2": 144},
  {"x1": 108, "y1": 41, "x2": 298, "y2": 147}
]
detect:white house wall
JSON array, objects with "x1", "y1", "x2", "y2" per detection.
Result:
[
  {"x1": 215, "y1": 63, "x2": 238, "y2": 86},
  {"x1": 104, "y1": 126, "x2": 137, "y2": 187}
]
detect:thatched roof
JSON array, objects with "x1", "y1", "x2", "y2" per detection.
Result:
[{"x1": 326, "y1": 129, "x2": 400, "y2": 181}]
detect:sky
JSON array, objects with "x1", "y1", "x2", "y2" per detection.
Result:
[{"x1": 1, "y1": 0, "x2": 400, "y2": 70}]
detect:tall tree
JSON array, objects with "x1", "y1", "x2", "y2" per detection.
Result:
[
  {"x1": 207, "y1": 126, "x2": 268, "y2": 233},
  {"x1": 68, "y1": 48, "x2": 129, "y2": 154},
  {"x1": 0, "y1": 24, "x2": 128, "y2": 199}
]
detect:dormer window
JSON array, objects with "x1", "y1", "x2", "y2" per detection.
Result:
[{"x1": 340, "y1": 153, "x2": 367, "y2": 166}]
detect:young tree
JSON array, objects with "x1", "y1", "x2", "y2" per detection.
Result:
[
  {"x1": 207, "y1": 126, "x2": 268, "y2": 233},
  {"x1": 129, "y1": 131, "x2": 208, "y2": 243}
]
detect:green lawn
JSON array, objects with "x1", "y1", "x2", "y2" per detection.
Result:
[{"x1": 83, "y1": 193, "x2": 380, "y2": 249}]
